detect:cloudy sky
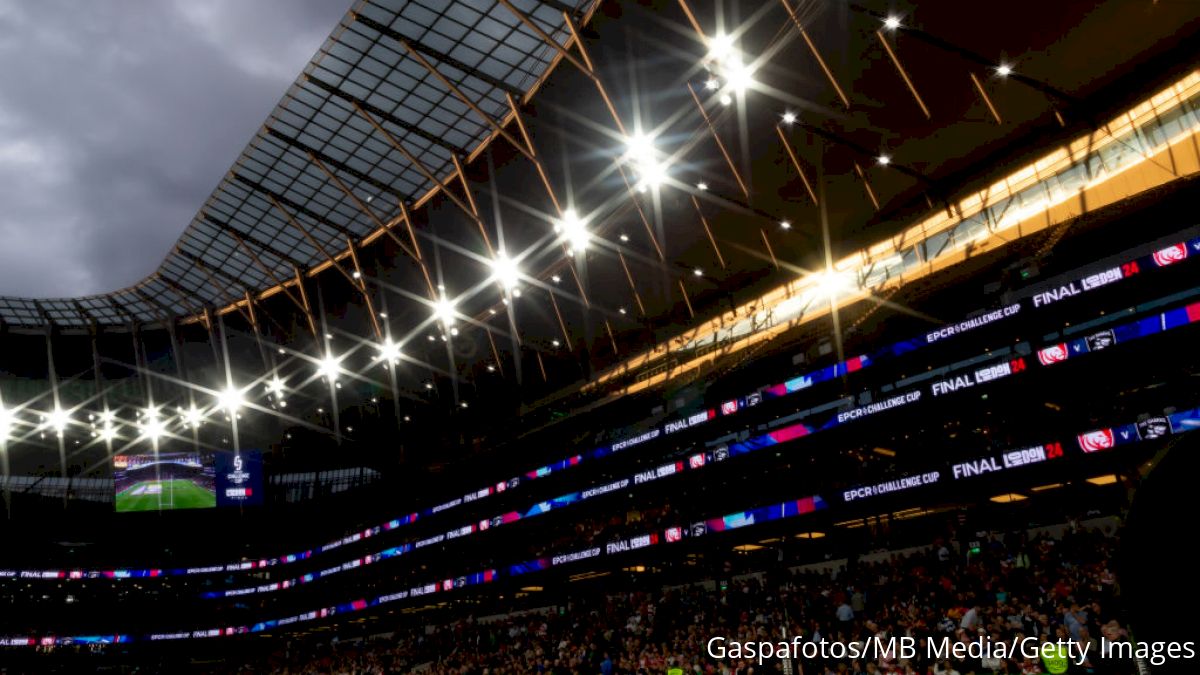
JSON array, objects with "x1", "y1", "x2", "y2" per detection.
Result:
[{"x1": 0, "y1": 0, "x2": 352, "y2": 298}]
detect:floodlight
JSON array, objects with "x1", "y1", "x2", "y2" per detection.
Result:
[
  {"x1": 724, "y1": 56, "x2": 755, "y2": 93},
  {"x1": 0, "y1": 406, "x2": 12, "y2": 441},
  {"x1": 317, "y1": 355, "x2": 342, "y2": 383},
  {"x1": 140, "y1": 407, "x2": 166, "y2": 441},
  {"x1": 489, "y1": 250, "x2": 520, "y2": 290},
  {"x1": 180, "y1": 405, "x2": 205, "y2": 429},
  {"x1": 44, "y1": 407, "x2": 70, "y2": 435},
  {"x1": 378, "y1": 339, "x2": 402, "y2": 364},
  {"x1": 814, "y1": 270, "x2": 852, "y2": 298},
  {"x1": 708, "y1": 33, "x2": 735, "y2": 64},
  {"x1": 433, "y1": 296, "x2": 456, "y2": 326},
  {"x1": 218, "y1": 386, "x2": 246, "y2": 412},
  {"x1": 554, "y1": 209, "x2": 590, "y2": 253}
]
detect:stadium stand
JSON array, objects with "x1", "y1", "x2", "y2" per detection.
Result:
[{"x1": 2, "y1": 1, "x2": 1199, "y2": 673}]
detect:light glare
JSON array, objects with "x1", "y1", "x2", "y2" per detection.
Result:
[
  {"x1": 218, "y1": 387, "x2": 246, "y2": 413},
  {"x1": 814, "y1": 270, "x2": 852, "y2": 298},
  {"x1": 180, "y1": 405, "x2": 205, "y2": 429},
  {"x1": 489, "y1": 250, "x2": 521, "y2": 290},
  {"x1": 433, "y1": 296, "x2": 456, "y2": 326},
  {"x1": 140, "y1": 407, "x2": 166, "y2": 441},
  {"x1": 708, "y1": 34, "x2": 735, "y2": 63},
  {"x1": 45, "y1": 407, "x2": 70, "y2": 435},
  {"x1": 317, "y1": 355, "x2": 342, "y2": 382},
  {"x1": 724, "y1": 56, "x2": 755, "y2": 93},
  {"x1": 378, "y1": 339, "x2": 402, "y2": 364},
  {"x1": 555, "y1": 208, "x2": 590, "y2": 253},
  {"x1": 625, "y1": 134, "x2": 668, "y2": 191}
]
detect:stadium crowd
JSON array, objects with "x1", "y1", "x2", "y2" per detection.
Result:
[{"x1": 205, "y1": 520, "x2": 1137, "y2": 675}]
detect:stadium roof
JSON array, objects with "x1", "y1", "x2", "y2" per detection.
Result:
[
  {"x1": 0, "y1": 0, "x2": 593, "y2": 328},
  {"x1": 1, "y1": 0, "x2": 1197, "y2": 414}
]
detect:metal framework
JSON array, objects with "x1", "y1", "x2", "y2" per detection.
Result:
[{"x1": 0, "y1": 0, "x2": 594, "y2": 328}]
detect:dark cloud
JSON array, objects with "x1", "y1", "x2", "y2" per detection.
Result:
[{"x1": 0, "y1": 0, "x2": 352, "y2": 298}]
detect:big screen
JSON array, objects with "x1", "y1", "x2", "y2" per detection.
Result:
[
  {"x1": 215, "y1": 450, "x2": 263, "y2": 507},
  {"x1": 113, "y1": 452, "x2": 216, "y2": 512}
]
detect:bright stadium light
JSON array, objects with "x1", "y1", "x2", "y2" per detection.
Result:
[
  {"x1": 378, "y1": 338, "x2": 402, "y2": 364},
  {"x1": 433, "y1": 296, "x2": 456, "y2": 326},
  {"x1": 179, "y1": 404, "x2": 205, "y2": 429},
  {"x1": 724, "y1": 55, "x2": 755, "y2": 93},
  {"x1": 626, "y1": 133, "x2": 655, "y2": 164},
  {"x1": 708, "y1": 33, "x2": 736, "y2": 63},
  {"x1": 267, "y1": 376, "x2": 286, "y2": 398},
  {"x1": 782, "y1": 112, "x2": 797, "y2": 125},
  {"x1": 94, "y1": 408, "x2": 118, "y2": 441},
  {"x1": 814, "y1": 269, "x2": 853, "y2": 299},
  {"x1": 317, "y1": 354, "x2": 342, "y2": 383},
  {"x1": 996, "y1": 63, "x2": 1012, "y2": 77},
  {"x1": 0, "y1": 405, "x2": 12, "y2": 441},
  {"x1": 884, "y1": 15, "x2": 901, "y2": 30},
  {"x1": 140, "y1": 407, "x2": 166, "y2": 441},
  {"x1": 44, "y1": 407, "x2": 70, "y2": 436},
  {"x1": 489, "y1": 250, "x2": 521, "y2": 290},
  {"x1": 217, "y1": 386, "x2": 246, "y2": 413},
  {"x1": 625, "y1": 134, "x2": 668, "y2": 192},
  {"x1": 554, "y1": 208, "x2": 590, "y2": 253}
]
